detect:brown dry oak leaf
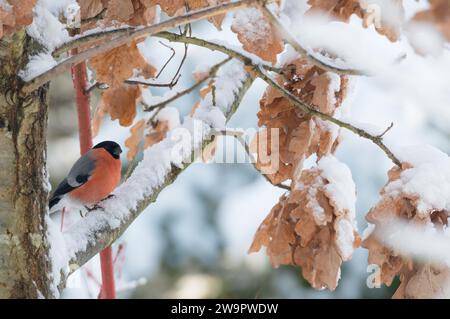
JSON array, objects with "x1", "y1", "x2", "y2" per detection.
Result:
[
  {"x1": 89, "y1": 39, "x2": 156, "y2": 88},
  {"x1": 249, "y1": 156, "x2": 359, "y2": 291},
  {"x1": 413, "y1": 0, "x2": 450, "y2": 42},
  {"x1": 100, "y1": 83, "x2": 142, "y2": 126},
  {"x1": 307, "y1": 0, "x2": 404, "y2": 42},
  {"x1": 0, "y1": 0, "x2": 37, "y2": 38},
  {"x1": 306, "y1": 0, "x2": 363, "y2": 22},
  {"x1": 149, "y1": 0, "x2": 229, "y2": 29},
  {"x1": 254, "y1": 57, "x2": 348, "y2": 185},
  {"x1": 362, "y1": 163, "x2": 450, "y2": 298},
  {"x1": 231, "y1": 7, "x2": 284, "y2": 64},
  {"x1": 144, "y1": 119, "x2": 169, "y2": 149},
  {"x1": 125, "y1": 119, "x2": 146, "y2": 161},
  {"x1": 77, "y1": 0, "x2": 105, "y2": 20}
]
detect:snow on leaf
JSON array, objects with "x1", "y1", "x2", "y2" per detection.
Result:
[
  {"x1": 412, "y1": 0, "x2": 450, "y2": 42},
  {"x1": 249, "y1": 155, "x2": 359, "y2": 291},
  {"x1": 359, "y1": 0, "x2": 404, "y2": 42},
  {"x1": 231, "y1": 7, "x2": 283, "y2": 64},
  {"x1": 363, "y1": 146, "x2": 450, "y2": 297},
  {"x1": 125, "y1": 119, "x2": 145, "y2": 161},
  {"x1": 307, "y1": 0, "x2": 404, "y2": 42},
  {"x1": 89, "y1": 39, "x2": 156, "y2": 88}
]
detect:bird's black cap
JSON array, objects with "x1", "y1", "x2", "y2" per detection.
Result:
[{"x1": 93, "y1": 141, "x2": 122, "y2": 159}]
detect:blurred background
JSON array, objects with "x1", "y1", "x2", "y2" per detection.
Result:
[{"x1": 47, "y1": 0, "x2": 450, "y2": 298}]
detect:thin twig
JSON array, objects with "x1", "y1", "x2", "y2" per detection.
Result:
[
  {"x1": 259, "y1": 5, "x2": 366, "y2": 76},
  {"x1": 376, "y1": 122, "x2": 394, "y2": 138},
  {"x1": 84, "y1": 82, "x2": 108, "y2": 94},
  {"x1": 142, "y1": 57, "x2": 232, "y2": 112},
  {"x1": 23, "y1": 0, "x2": 262, "y2": 93},
  {"x1": 124, "y1": 75, "x2": 181, "y2": 88},
  {"x1": 155, "y1": 41, "x2": 176, "y2": 79},
  {"x1": 155, "y1": 32, "x2": 402, "y2": 167}
]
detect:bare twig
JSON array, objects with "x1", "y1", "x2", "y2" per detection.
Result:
[
  {"x1": 84, "y1": 82, "x2": 108, "y2": 94},
  {"x1": 155, "y1": 32, "x2": 402, "y2": 167},
  {"x1": 377, "y1": 122, "x2": 394, "y2": 138},
  {"x1": 124, "y1": 75, "x2": 181, "y2": 88},
  {"x1": 23, "y1": 0, "x2": 262, "y2": 93},
  {"x1": 259, "y1": 5, "x2": 366, "y2": 76},
  {"x1": 155, "y1": 41, "x2": 176, "y2": 79},
  {"x1": 142, "y1": 57, "x2": 232, "y2": 112}
]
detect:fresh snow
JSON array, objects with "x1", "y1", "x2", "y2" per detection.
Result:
[
  {"x1": 386, "y1": 145, "x2": 450, "y2": 216},
  {"x1": 318, "y1": 155, "x2": 357, "y2": 260},
  {"x1": 318, "y1": 155, "x2": 357, "y2": 220},
  {"x1": 19, "y1": 53, "x2": 57, "y2": 81},
  {"x1": 27, "y1": 2, "x2": 70, "y2": 51},
  {"x1": 155, "y1": 106, "x2": 180, "y2": 129}
]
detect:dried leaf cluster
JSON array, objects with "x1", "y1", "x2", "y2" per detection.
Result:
[
  {"x1": 250, "y1": 156, "x2": 359, "y2": 290},
  {"x1": 307, "y1": 0, "x2": 404, "y2": 42},
  {"x1": 252, "y1": 57, "x2": 348, "y2": 185},
  {"x1": 363, "y1": 164, "x2": 450, "y2": 298}
]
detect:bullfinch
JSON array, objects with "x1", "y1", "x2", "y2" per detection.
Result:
[{"x1": 49, "y1": 141, "x2": 122, "y2": 210}]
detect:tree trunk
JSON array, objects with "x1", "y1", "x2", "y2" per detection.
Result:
[{"x1": 0, "y1": 31, "x2": 53, "y2": 298}]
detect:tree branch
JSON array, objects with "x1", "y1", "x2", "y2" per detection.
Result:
[
  {"x1": 259, "y1": 5, "x2": 366, "y2": 76},
  {"x1": 60, "y1": 70, "x2": 254, "y2": 288},
  {"x1": 21, "y1": 0, "x2": 263, "y2": 93},
  {"x1": 154, "y1": 32, "x2": 401, "y2": 167}
]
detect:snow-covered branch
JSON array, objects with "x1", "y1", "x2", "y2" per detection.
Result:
[
  {"x1": 54, "y1": 61, "x2": 254, "y2": 290},
  {"x1": 21, "y1": 0, "x2": 262, "y2": 93}
]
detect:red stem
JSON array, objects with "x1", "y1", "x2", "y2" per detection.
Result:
[
  {"x1": 99, "y1": 247, "x2": 116, "y2": 298},
  {"x1": 71, "y1": 52, "x2": 117, "y2": 299}
]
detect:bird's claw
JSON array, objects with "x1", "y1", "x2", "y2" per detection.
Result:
[
  {"x1": 84, "y1": 204, "x2": 105, "y2": 213},
  {"x1": 102, "y1": 194, "x2": 115, "y2": 202}
]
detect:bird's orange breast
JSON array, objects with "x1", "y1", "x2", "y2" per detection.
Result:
[{"x1": 69, "y1": 149, "x2": 121, "y2": 205}]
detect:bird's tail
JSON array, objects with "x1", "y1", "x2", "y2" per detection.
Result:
[{"x1": 49, "y1": 196, "x2": 61, "y2": 209}]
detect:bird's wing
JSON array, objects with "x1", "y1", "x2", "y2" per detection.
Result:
[
  {"x1": 66, "y1": 150, "x2": 96, "y2": 187},
  {"x1": 49, "y1": 150, "x2": 96, "y2": 208}
]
